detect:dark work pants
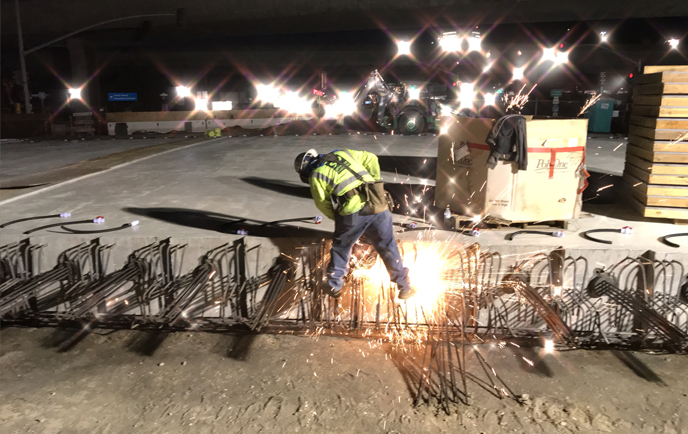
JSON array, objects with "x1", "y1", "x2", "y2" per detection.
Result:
[{"x1": 327, "y1": 210, "x2": 410, "y2": 290}]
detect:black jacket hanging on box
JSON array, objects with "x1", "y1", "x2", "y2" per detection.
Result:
[{"x1": 485, "y1": 115, "x2": 528, "y2": 170}]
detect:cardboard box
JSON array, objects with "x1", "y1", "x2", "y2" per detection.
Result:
[{"x1": 435, "y1": 117, "x2": 588, "y2": 222}]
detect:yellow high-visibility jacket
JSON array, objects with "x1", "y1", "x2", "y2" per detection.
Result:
[{"x1": 309, "y1": 149, "x2": 381, "y2": 220}]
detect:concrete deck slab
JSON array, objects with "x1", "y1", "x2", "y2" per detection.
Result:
[
  {"x1": 0, "y1": 137, "x2": 190, "y2": 181},
  {"x1": 0, "y1": 134, "x2": 685, "y2": 271}
]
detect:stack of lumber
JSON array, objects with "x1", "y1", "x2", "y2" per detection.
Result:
[{"x1": 623, "y1": 65, "x2": 688, "y2": 221}]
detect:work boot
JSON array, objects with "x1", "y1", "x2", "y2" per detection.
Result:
[
  {"x1": 323, "y1": 284, "x2": 342, "y2": 299},
  {"x1": 397, "y1": 285, "x2": 417, "y2": 300}
]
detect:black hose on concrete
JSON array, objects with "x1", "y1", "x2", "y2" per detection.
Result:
[
  {"x1": 24, "y1": 217, "x2": 104, "y2": 235},
  {"x1": 582, "y1": 228, "x2": 630, "y2": 245},
  {"x1": 506, "y1": 230, "x2": 565, "y2": 241},
  {"x1": 660, "y1": 233, "x2": 688, "y2": 248},
  {"x1": 1, "y1": 212, "x2": 71, "y2": 229},
  {"x1": 60, "y1": 221, "x2": 139, "y2": 234},
  {"x1": 260, "y1": 216, "x2": 322, "y2": 227}
]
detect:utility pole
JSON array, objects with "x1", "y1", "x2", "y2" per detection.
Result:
[
  {"x1": 15, "y1": 0, "x2": 32, "y2": 114},
  {"x1": 12, "y1": 7, "x2": 182, "y2": 115}
]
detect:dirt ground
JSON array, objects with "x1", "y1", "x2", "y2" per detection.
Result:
[{"x1": 1, "y1": 327, "x2": 686, "y2": 434}]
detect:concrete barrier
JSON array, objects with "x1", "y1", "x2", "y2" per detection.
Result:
[{"x1": 105, "y1": 110, "x2": 314, "y2": 135}]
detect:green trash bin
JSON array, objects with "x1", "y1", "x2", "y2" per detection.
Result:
[{"x1": 585, "y1": 98, "x2": 614, "y2": 133}]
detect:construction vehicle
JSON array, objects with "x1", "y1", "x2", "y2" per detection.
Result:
[
  {"x1": 313, "y1": 70, "x2": 444, "y2": 134},
  {"x1": 353, "y1": 70, "x2": 443, "y2": 134}
]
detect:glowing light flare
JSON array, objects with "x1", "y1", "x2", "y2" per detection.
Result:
[
  {"x1": 482, "y1": 62, "x2": 493, "y2": 73},
  {"x1": 397, "y1": 40, "x2": 411, "y2": 56},
  {"x1": 211, "y1": 101, "x2": 233, "y2": 111},
  {"x1": 541, "y1": 47, "x2": 557, "y2": 63},
  {"x1": 194, "y1": 98, "x2": 208, "y2": 111},
  {"x1": 440, "y1": 122, "x2": 451, "y2": 135},
  {"x1": 68, "y1": 88, "x2": 81, "y2": 100},
  {"x1": 440, "y1": 104, "x2": 454, "y2": 117},
  {"x1": 555, "y1": 51, "x2": 569, "y2": 65},
  {"x1": 512, "y1": 67, "x2": 524, "y2": 81},
  {"x1": 484, "y1": 92, "x2": 496, "y2": 106},
  {"x1": 324, "y1": 91, "x2": 356, "y2": 118},
  {"x1": 668, "y1": 38, "x2": 680, "y2": 49},
  {"x1": 458, "y1": 83, "x2": 474, "y2": 109},
  {"x1": 468, "y1": 35, "x2": 481, "y2": 52},
  {"x1": 255, "y1": 84, "x2": 280, "y2": 105},
  {"x1": 439, "y1": 33, "x2": 462, "y2": 52},
  {"x1": 176, "y1": 85, "x2": 191, "y2": 97},
  {"x1": 276, "y1": 90, "x2": 313, "y2": 115},
  {"x1": 600, "y1": 31, "x2": 608, "y2": 43},
  {"x1": 408, "y1": 86, "x2": 421, "y2": 100}
]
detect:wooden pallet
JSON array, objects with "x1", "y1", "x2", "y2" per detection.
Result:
[
  {"x1": 625, "y1": 182, "x2": 688, "y2": 207},
  {"x1": 622, "y1": 172, "x2": 688, "y2": 198},
  {"x1": 633, "y1": 95, "x2": 688, "y2": 107},
  {"x1": 631, "y1": 105, "x2": 688, "y2": 118},
  {"x1": 636, "y1": 71, "x2": 688, "y2": 84},
  {"x1": 624, "y1": 66, "x2": 688, "y2": 221},
  {"x1": 627, "y1": 133, "x2": 688, "y2": 153},
  {"x1": 644, "y1": 65, "x2": 688, "y2": 73},
  {"x1": 630, "y1": 116, "x2": 688, "y2": 130},
  {"x1": 626, "y1": 154, "x2": 688, "y2": 175},
  {"x1": 629, "y1": 125, "x2": 688, "y2": 141},
  {"x1": 626, "y1": 193, "x2": 688, "y2": 220},
  {"x1": 624, "y1": 162, "x2": 688, "y2": 186},
  {"x1": 626, "y1": 144, "x2": 688, "y2": 163},
  {"x1": 634, "y1": 83, "x2": 688, "y2": 96}
]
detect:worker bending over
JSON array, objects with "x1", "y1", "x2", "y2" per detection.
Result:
[{"x1": 294, "y1": 148, "x2": 416, "y2": 300}]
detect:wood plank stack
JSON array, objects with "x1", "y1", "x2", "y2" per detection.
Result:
[{"x1": 623, "y1": 65, "x2": 688, "y2": 221}]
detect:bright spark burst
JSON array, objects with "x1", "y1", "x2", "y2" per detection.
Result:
[
  {"x1": 505, "y1": 84, "x2": 536, "y2": 114},
  {"x1": 544, "y1": 340, "x2": 555, "y2": 354},
  {"x1": 578, "y1": 93, "x2": 602, "y2": 116}
]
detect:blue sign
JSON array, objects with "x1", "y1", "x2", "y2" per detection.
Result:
[{"x1": 108, "y1": 93, "x2": 137, "y2": 101}]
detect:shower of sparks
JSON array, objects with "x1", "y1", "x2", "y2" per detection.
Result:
[
  {"x1": 613, "y1": 143, "x2": 624, "y2": 152},
  {"x1": 505, "y1": 84, "x2": 537, "y2": 114},
  {"x1": 578, "y1": 93, "x2": 602, "y2": 117},
  {"x1": 597, "y1": 184, "x2": 613, "y2": 192},
  {"x1": 544, "y1": 340, "x2": 555, "y2": 354}
]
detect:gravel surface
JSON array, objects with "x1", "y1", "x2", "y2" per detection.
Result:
[{"x1": 1, "y1": 327, "x2": 686, "y2": 434}]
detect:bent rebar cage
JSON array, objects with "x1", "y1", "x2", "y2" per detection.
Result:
[{"x1": 2, "y1": 239, "x2": 686, "y2": 349}]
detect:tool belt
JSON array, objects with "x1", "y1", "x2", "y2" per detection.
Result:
[{"x1": 324, "y1": 153, "x2": 388, "y2": 216}]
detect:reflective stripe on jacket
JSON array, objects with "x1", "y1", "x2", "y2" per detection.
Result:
[{"x1": 309, "y1": 149, "x2": 381, "y2": 220}]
